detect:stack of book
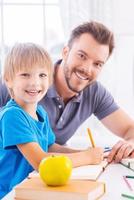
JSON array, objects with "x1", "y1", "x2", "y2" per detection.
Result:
[{"x1": 15, "y1": 175, "x2": 105, "y2": 200}]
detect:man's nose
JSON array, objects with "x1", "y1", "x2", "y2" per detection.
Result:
[{"x1": 82, "y1": 63, "x2": 93, "y2": 74}]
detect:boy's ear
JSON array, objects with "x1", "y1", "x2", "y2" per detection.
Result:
[
  {"x1": 5, "y1": 78, "x2": 12, "y2": 88},
  {"x1": 62, "y1": 46, "x2": 69, "y2": 60}
]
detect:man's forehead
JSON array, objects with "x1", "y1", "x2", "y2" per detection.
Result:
[{"x1": 70, "y1": 34, "x2": 109, "y2": 62}]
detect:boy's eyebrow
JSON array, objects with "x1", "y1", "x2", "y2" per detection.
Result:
[{"x1": 78, "y1": 50, "x2": 105, "y2": 64}]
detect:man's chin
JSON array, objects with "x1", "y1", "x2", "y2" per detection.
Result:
[
  {"x1": 68, "y1": 82, "x2": 94, "y2": 93},
  {"x1": 65, "y1": 77, "x2": 94, "y2": 93},
  {"x1": 67, "y1": 85, "x2": 86, "y2": 93}
]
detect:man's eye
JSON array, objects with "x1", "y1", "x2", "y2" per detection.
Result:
[
  {"x1": 78, "y1": 53, "x2": 86, "y2": 60},
  {"x1": 94, "y1": 63, "x2": 102, "y2": 69}
]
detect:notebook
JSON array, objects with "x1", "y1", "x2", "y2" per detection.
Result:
[
  {"x1": 71, "y1": 160, "x2": 108, "y2": 180},
  {"x1": 120, "y1": 158, "x2": 134, "y2": 171},
  {"x1": 14, "y1": 176, "x2": 106, "y2": 200}
]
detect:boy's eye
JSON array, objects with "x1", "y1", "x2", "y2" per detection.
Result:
[
  {"x1": 20, "y1": 73, "x2": 30, "y2": 77},
  {"x1": 39, "y1": 73, "x2": 48, "y2": 78}
]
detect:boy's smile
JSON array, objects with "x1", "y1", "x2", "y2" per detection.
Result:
[{"x1": 25, "y1": 89, "x2": 42, "y2": 97}]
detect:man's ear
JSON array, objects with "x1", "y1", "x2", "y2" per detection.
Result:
[{"x1": 62, "y1": 46, "x2": 69, "y2": 60}]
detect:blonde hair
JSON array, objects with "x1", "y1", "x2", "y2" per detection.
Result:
[{"x1": 3, "y1": 43, "x2": 53, "y2": 86}]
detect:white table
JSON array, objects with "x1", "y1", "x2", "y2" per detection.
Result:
[
  {"x1": 99, "y1": 163, "x2": 134, "y2": 200},
  {"x1": 2, "y1": 163, "x2": 134, "y2": 200}
]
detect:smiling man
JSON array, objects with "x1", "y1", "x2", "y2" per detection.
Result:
[{"x1": 0, "y1": 21, "x2": 134, "y2": 162}]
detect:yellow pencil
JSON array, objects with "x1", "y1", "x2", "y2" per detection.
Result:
[{"x1": 87, "y1": 128, "x2": 95, "y2": 148}]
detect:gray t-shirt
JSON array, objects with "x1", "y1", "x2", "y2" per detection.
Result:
[{"x1": 0, "y1": 79, "x2": 119, "y2": 145}]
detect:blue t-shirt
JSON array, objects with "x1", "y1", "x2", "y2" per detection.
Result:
[{"x1": 0, "y1": 99, "x2": 55, "y2": 198}]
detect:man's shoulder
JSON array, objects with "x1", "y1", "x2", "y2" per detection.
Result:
[
  {"x1": 0, "y1": 77, "x2": 10, "y2": 107},
  {"x1": 0, "y1": 77, "x2": 8, "y2": 91},
  {"x1": 84, "y1": 81, "x2": 107, "y2": 94}
]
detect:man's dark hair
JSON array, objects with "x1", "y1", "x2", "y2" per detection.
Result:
[{"x1": 68, "y1": 21, "x2": 114, "y2": 56}]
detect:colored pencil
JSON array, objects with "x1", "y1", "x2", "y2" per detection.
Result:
[
  {"x1": 123, "y1": 176, "x2": 133, "y2": 191},
  {"x1": 126, "y1": 176, "x2": 134, "y2": 179},
  {"x1": 87, "y1": 128, "x2": 95, "y2": 148},
  {"x1": 121, "y1": 193, "x2": 134, "y2": 199}
]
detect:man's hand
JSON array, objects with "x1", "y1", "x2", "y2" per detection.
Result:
[{"x1": 107, "y1": 140, "x2": 134, "y2": 163}]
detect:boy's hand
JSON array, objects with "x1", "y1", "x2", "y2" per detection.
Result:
[{"x1": 87, "y1": 147, "x2": 104, "y2": 164}]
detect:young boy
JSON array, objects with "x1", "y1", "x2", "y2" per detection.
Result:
[{"x1": 0, "y1": 43, "x2": 103, "y2": 198}]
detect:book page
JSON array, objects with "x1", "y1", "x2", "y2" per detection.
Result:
[
  {"x1": 29, "y1": 160, "x2": 108, "y2": 181},
  {"x1": 71, "y1": 160, "x2": 108, "y2": 180}
]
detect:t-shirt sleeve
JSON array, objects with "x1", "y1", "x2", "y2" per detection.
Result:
[
  {"x1": 93, "y1": 82, "x2": 119, "y2": 120},
  {"x1": 1, "y1": 108, "x2": 38, "y2": 149},
  {"x1": 0, "y1": 78, "x2": 10, "y2": 107}
]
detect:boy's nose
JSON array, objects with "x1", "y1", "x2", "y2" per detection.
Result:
[{"x1": 30, "y1": 76, "x2": 40, "y2": 85}]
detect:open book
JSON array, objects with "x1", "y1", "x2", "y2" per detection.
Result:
[
  {"x1": 120, "y1": 158, "x2": 134, "y2": 171},
  {"x1": 71, "y1": 160, "x2": 108, "y2": 180},
  {"x1": 29, "y1": 160, "x2": 108, "y2": 181}
]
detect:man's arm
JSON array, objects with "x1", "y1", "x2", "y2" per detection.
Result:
[{"x1": 101, "y1": 108, "x2": 134, "y2": 162}]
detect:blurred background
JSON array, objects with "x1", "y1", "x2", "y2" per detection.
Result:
[{"x1": 0, "y1": 0, "x2": 134, "y2": 147}]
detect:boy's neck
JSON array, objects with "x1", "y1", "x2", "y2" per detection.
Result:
[
  {"x1": 15, "y1": 99, "x2": 38, "y2": 120},
  {"x1": 24, "y1": 104, "x2": 38, "y2": 120}
]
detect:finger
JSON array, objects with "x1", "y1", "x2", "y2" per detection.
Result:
[
  {"x1": 130, "y1": 150, "x2": 134, "y2": 158},
  {"x1": 107, "y1": 140, "x2": 124, "y2": 162},
  {"x1": 123, "y1": 145, "x2": 134, "y2": 158},
  {"x1": 114, "y1": 142, "x2": 134, "y2": 162},
  {"x1": 113, "y1": 143, "x2": 129, "y2": 162}
]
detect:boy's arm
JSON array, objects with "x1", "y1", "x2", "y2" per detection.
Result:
[
  {"x1": 17, "y1": 142, "x2": 103, "y2": 171},
  {"x1": 48, "y1": 143, "x2": 81, "y2": 153}
]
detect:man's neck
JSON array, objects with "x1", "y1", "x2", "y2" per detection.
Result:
[{"x1": 54, "y1": 62, "x2": 77, "y2": 103}]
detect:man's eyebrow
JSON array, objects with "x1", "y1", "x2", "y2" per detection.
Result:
[
  {"x1": 78, "y1": 50, "x2": 105, "y2": 64},
  {"x1": 78, "y1": 50, "x2": 88, "y2": 56},
  {"x1": 95, "y1": 60, "x2": 105, "y2": 65}
]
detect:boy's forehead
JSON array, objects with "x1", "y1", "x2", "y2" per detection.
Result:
[{"x1": 17, "y1": 65, "x2": 48, "y2": 72}]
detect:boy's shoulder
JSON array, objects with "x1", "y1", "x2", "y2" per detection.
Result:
[{"x1": 0, "y1": 100, "x2": 23, "y2": 120}]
